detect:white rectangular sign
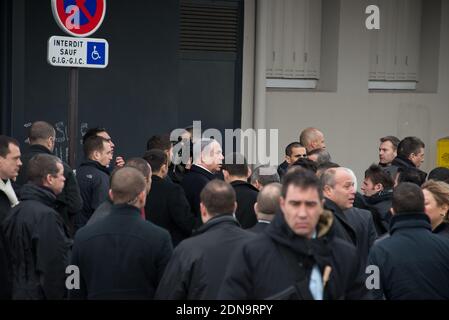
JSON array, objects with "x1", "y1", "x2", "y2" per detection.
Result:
[{"x1": 47, "y1": 35, "x2": 108, "y2": 68}]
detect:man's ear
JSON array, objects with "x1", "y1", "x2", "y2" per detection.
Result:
[
  {"x1": 233, "y1": 201, "x2": 238, "y2": 213},
  {"x1": 44, "y1": 174, "x2": 53, "y2": 187},
  {"x1": 108, "y1": 189, "x2": 114, "y2": 202},
  {"x1": 374, "y1": 183, "x2": 384, "y2": 193},
  {"x1": 246, "y1": 166, "x2": 252, "y2": 179},
  {"x1": 92, "y1": 150, "x2": 100, "y2": 161},
  {"x1": 254, "y1": 202, "x2": 258, "y2": 214},
  {"x1": 222, "y1": 169, "x2": 229, "y2": 180},
  {"x1": 138, "y1": 190, "x2": 147, "y2": 208},
  {"x1": 322, "y1": 185, "x2": 332, "y2": 197}
]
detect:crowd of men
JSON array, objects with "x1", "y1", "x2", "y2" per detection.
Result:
[{"x1": 0, "y1": 122, "x2": 449, "y2": 300}]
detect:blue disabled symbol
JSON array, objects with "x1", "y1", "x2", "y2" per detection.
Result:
[{"x1": 87, "y1": 42, "x2": 106, "y2": 65}]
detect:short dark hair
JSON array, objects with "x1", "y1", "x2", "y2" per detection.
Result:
[
  {"x1": 110, "y1": 167, "x2": 146, "y2": 204},
  {"x1": 397, "y1": 167, "x2": 427, "y2": 186},
  {"x1": 143, "y1": 149, "x2": 167, "y2": 173},
  {"x1": 83, "y1": 136, "x2": 108, "y2": 158},
  {"x1": 28, "y1": 121, "x2": 55, "y2": 143},
  {"x1": 222, "y1": 153, "x2": 248, "y2": 177},
  {"x1": 397, "y1": 136, "x2": 425, "y2": 159},
  {"x1": 282, "y1": 169, "x2": 323, "y2": 200},
  {"x1": 285, "y1": 142, "x2": 304, "y2": 156},
  {"x1": 82, "y1": 127, "x2": 107, "y2": 145},
  {"x1": 125, "y1": 158, "x2": 151, "y2": 180},
  {"x1": 392, "y1": 182, "x2": 425, "y2": 214},
  {"x1": 27, "y1": 154, "x2": 61, "y2": 185},
  {"x1": 200, "y1": 179, "x2": 236, "y2": 216},
  {"x1": 428, "y1": 167, "x2": 449, "y2": 184},
  {"x1": 0, "y1": 135, "x2": 19, "y2": 158},
  {"x1": 380, "y1": 136, "x2": 400, "y2": 150},
  {"x1": 146, "y1": 134, "x2": 172, "y2": 151},
  {"x1": 290, "y1": 158, "x2": 318, "y2": 174},
  {"x1": 365, "y1": 164, "x2": 394, "y2": 190}
]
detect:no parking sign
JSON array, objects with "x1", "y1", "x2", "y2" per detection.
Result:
[{"x1": 51, "y1": 0, "x2": 106, "y2": 37}]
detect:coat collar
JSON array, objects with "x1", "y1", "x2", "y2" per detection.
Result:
[
  {"x1": 80, "y1": 160, "x2": 110, "y2": 175},
  {"x1": 389, "y1": 212, "x2": 432, "y2": 235},
  {"x1": 194, "y1": 214, "x2": 239, "y2": 235},
  {"x1": 28, "y1": 144, "x2": 52, "y2": 155},
  {"x1": 363, "y1": 189, "x2": 393, "y2": 205},
  {"x1": 190, "y1": 164, "x2": 216, "y2": 180},
  {"x1": 19, "y1": 183, "x2": 57, "y2": 208},
  {"x1": 109, "y1": 203, "x2": 142, "y2": 218},
  {"x1": 392, "y1": 156, "x2": 416, "y2": 168},
  {"x1": 230, "y1": 180, "x2": 259, "y2": 192},
  {"x1": 433, "y1": 221, "x2": 449, "y2": 235}
]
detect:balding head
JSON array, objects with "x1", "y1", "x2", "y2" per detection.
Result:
[
  {"x1": 110, "y1": 167, "x2": 147, "y2": 208},
  {"x1": 321, "y1": 167, "x2": 356, "y2": 209},
  {"x1": 29, "y1": 121, "x2": 56, "y2": 152},
  {"x1": 299, "y1": 127, "x2": 325, "y2": 152},
  {"x1": 255, "y1": 183, "x2": 281, "y2": 221},
  {"x1": 200, "y1": 179, "x2": 237, "y2": 223}
]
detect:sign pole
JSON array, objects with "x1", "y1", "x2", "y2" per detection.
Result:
[{"x1": 68, "y1": 67, "x2": 79, "y2": 168}]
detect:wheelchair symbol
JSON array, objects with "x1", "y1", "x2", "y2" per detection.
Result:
[{"x1": 91, "y1": 46, "x2": 101, "y2": 60}]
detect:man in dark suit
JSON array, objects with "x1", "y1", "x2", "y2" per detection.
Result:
[
  {"x1": 75, "y1": 136, "x2": 112, "y2": 230},
  {"x1": 222, "y1": 153, "x2": 258, "y2": 229},
  {"x1": 144, "y1": 149, "x2": 195, "y2": 246},
  {"x1": 321, "y1": 167, "x2": 377, "y2": 267},
  {"x1": 15, "y1": 121, "x2": 83, "y2": 237},
  {"x1": 181, "y1": 139, "x2": 223, "y2": 224},
  {"x1": 0, "y1": 135, "x2": 22, "y2": 300},
  {"x1": 155, "y1": 180, "x2": 252, "y2": 299},
  {"x1": 70, "y1": 167, "x2": 172, "y2": 299},
  {"x1": 248, "y1": 183, "x2": 282, "y2": 234}
]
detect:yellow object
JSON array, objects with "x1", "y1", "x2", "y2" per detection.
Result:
[{"x1": 437, "y1": 137, "x2": 449, "y2": 168}]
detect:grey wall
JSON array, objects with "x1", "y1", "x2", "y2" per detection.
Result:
[{"x1": 242, "y1": 0, "x2": 449, "y2": 183}]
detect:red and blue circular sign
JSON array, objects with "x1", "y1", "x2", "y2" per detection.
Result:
[{"x1": 51, "y1": 0, "x2": 106, "y2": 37}]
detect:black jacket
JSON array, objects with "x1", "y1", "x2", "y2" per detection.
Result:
[
  {"x1": 324, "y1": 199, "x2": 377, "y2": 267},
  {"x1": 155, "y1": 215, "x2": 253, "y2": 300},
  {"x1": 363, "y1": 190, "x2": 393, "y2": 235},
  {"x1": 15, "y1": 144, "x2": 83, "y2": 237},
  {"x1": 86, "y1": 199, "x2": 113, "y2": 226},
  {"x1": 277, "y1": 161, "x2": 288, "y2": 180},
  {"x1": 369, "y1": 213, "x2": 449, "y2": 300},
  {"x1": 0, "y1": 227, "x2": 11, "y2": 299},
  {"x1": 387, "y1": 156, "x2": 427, "y2": 182},
  {"x1": 0, "y1": 190, "x2": 13, "y2": 225},
  {"x1": 2, "y1": 184, "x2": 72, "y2": 300},
  {"x1": 248, "y1": 220, "x2": 271, "y2": 234},
  {"x1": 181, "y1": 165, "x2": 216, "y2": 222},
  {"x1": 69, "y1": 204, "x2": 173, "y2": 300},
  {"x1": 145, "y1": 175, "x2": 195, "y2": 247},
  {"x1": 230, "y1": 180, "x2": 258, "y2": 229},
  {"x1": 218, "y1": 210, "x2": 370, "y2": 300},
  {"x1": 433, "y1": 221, "x2": 449, "y2": 238},
  {"x1": 75, "y1": 160, "x2": 110, "y2": 230}
]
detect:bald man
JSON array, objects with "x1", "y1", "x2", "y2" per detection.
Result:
[
  {"x1": 299, "y1": 127, "x2": 326, "y2": 153},
  {"x1": 70, "y1": 167, "x2": 172, "y2": 300},
  {"x1": 248, "y1": 183, "x2": 282, "y2": 234},
  {"x1": 321, "y1": 167, "x2": 377, "y2": 267}
]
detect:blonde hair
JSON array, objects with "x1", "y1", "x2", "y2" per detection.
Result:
[{"x1": 422, "y1": 180, "x2": 449, "y2": 219}]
